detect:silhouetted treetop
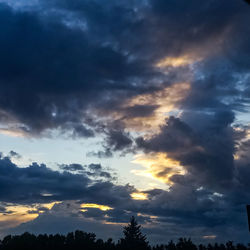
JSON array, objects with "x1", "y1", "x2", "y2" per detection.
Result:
[
  {"x1": 119, "y1": 216, "x2": 150, "y2": 250},
  {"x1": 0, "y1": 217, "x2": 249, "y2": 250}
]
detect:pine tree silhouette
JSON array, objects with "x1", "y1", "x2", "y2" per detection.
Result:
[{"x1": 120, "y1": 216, "x2": 149, "y2": 250}]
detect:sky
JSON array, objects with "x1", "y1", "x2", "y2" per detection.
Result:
[{"x1": 0, "y1": 0, "x2": 250, "y2": 244}]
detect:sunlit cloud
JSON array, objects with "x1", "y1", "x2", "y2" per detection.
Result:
[
  {"x1": 80, "y1": 203, "x2": 113, "y2": 211},
  {"x1": 203, "y1": 235, "x2": 217, "y2": 240},
  {"x1": 0, "y1": 111, "x2": 28, "y2": 138},
  {"x1": 156, "y1": 55, "x2": 201, "y2": 68},
  {"x1": 102, "y1": 221, "x2": 127, "y2": 226},
  {"x1": 233, "y1": 126, "x2": 250, "y2": 160},
  {"x1": 0, "y1": 202, "x2": 59, "y2": 229},
  {"x1": 131, "y1": 192, "x2": 148, "y2": 200},
  {"x1": 42, "y1": 202, "x2": 62, "y2": 210},
  {"x1": 0, "y1": 0, "x2": 249, "y2": 243},
  {"x1": 131, "y1": 153, "x2": 186, "y2": 187},
  {"x1": 112, "y1": 82, "x2": 191, "y2": 135},
  {"x1": 0, "y1": 205, "x2": 38, "y2": 228},
  {"x1": 0, "y1": 128, "x2": 26, "y2": 138},
  {"x1": 137, "y1": 213, "x2": 158, "y2": 220}
]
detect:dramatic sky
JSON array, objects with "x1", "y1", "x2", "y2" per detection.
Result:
[{"x1": 0, "y1": 0, "x2": 250, "y2": 244}]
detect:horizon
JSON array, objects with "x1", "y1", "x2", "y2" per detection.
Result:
[{"x1": 0, "y1": 216, "x2": 249, "y2": 245}]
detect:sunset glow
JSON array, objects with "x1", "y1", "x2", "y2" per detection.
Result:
[
  {"x1": 131, "y1": 192, "x2": 149, "y2": 200},
  {"x1": 80, "y1": 203, "x2": 113, "y2": 211},
  {"x1": 132, "y1": 153, "x2": 186, "y2": 186},
  {"x1": 0, "y1": 0, "x2": 249, "y2": 243}
]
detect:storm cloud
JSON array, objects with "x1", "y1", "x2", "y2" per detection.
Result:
[
  {"x1": 0, "y1": 155, "x2": 132, "y2": 205},
  {"x1": 0, "y1": 0, "x2": 250, "y2": 244}
]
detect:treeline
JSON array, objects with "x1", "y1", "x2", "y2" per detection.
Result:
[{"x1": 0, "y1": 217, "x2": 249, "y2": 250}]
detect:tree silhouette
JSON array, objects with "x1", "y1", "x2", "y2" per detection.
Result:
[
  {"x1": 0, "y1": 220, "x2": 249, "y2": 250},
  {"x1": 119, "y1": 216, "x2": 149, "y2": 250}
]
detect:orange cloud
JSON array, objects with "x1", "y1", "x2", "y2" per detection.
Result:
[
  {"x1": 203, "y1": 235, "x2": 217, "y2": 240},
  {"x1": 119, "y1": 82, "x2": 190, "y2": 134},
  {"x1": 0, "y1": 205, "x2": 38, "y2": 228},
  {"x1": 156, "y1": 55, "x2": 201, "y2": 68},
  {"x1": 131, "y1": 153, "x2": 186, "y2": 187},
  {"x1": 81, "y1": 203, "x2": 113, "y2": 211},
  {"x1": 0, "y1": 202, "x2": 60, "y2": 229},
  {"x1": 0, "y1": 128, "x2": 26, "y2": 138},
  {"x1": 131, "y1": 192, "x2": 148, "y2": 200},
  {"x1": 92, "y1": 82, "x2": 190, "y2": 137}
]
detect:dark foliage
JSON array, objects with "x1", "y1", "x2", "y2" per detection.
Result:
[
  {"x1": 0, "y1": 217, "x2": 249, "y2": 250},
  {"x1": 119, "y1": 216, "x2": 150, "y2": 250}
]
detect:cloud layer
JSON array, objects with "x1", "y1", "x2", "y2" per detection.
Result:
[{"x1": 0, "y1": 0, "x2": 250, "y2": 244}]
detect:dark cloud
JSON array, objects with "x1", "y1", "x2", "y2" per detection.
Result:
[
  {"x1": 8, "y1": 204, "x2": 123, "y2": 241},
  {"x1": 0, "y1": 155, "x2": 131, "y2": 205},
  {"x1": 27, "y1": 210, "x2": 41, "y2": 214},
  {"x1": 0, "y1": 0, "x2": 249, "y2": 150},
  {"x1": 0, "y1": 156, "x2": 88, "y2": 203},
  {"x1": 105, "y1": 130, "x2": 133, "y2": 152},
  {"x1": 122, "y1": 105, "x2": 158, "y2": 118},
  {"x1": 86, "y1": 150, "x2": 113, "y2": 159},
  {"x1": 37, "y1": 206, "x2": 50, "y2": 213},
  {"x1": 136, "y1": 116, "x2": 196, "y2": 153},
  {"x1": 0, "y1": 0, "x2": 250, "y2": 244},
  {"x1": 86, "y1": 164, "x2": 113, "y2": 180},
  {"x1": 8, "y1": 151, "x2": 21, "y2": 159},
  {"x1": 1, "y1": 152, "x2": 250, "y2": 243},
  {"x1": 88, "y1": 164, "x2": 102, "y2": 171},
  {"x1": 59, "y1": 163, "x2": 114, "y2": 180},
  {"x1": 137, "y1": 111, "x2": 236, "y2": 190},
  {"x1": 0, "y1": 3, "x2": 159, "y2": 138},
  {"x1": 59, "y1": 163, "x2": 85, "y2": 172},
  {"x1": 0, "y1": 206, "x2": 7, "y2": 213},
  {"x1": 131, "y1": 112, "x2": 250, "y2": 242},
  {"x1": 0, "y1": 0, "x2": 247, "y2": 140}
]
